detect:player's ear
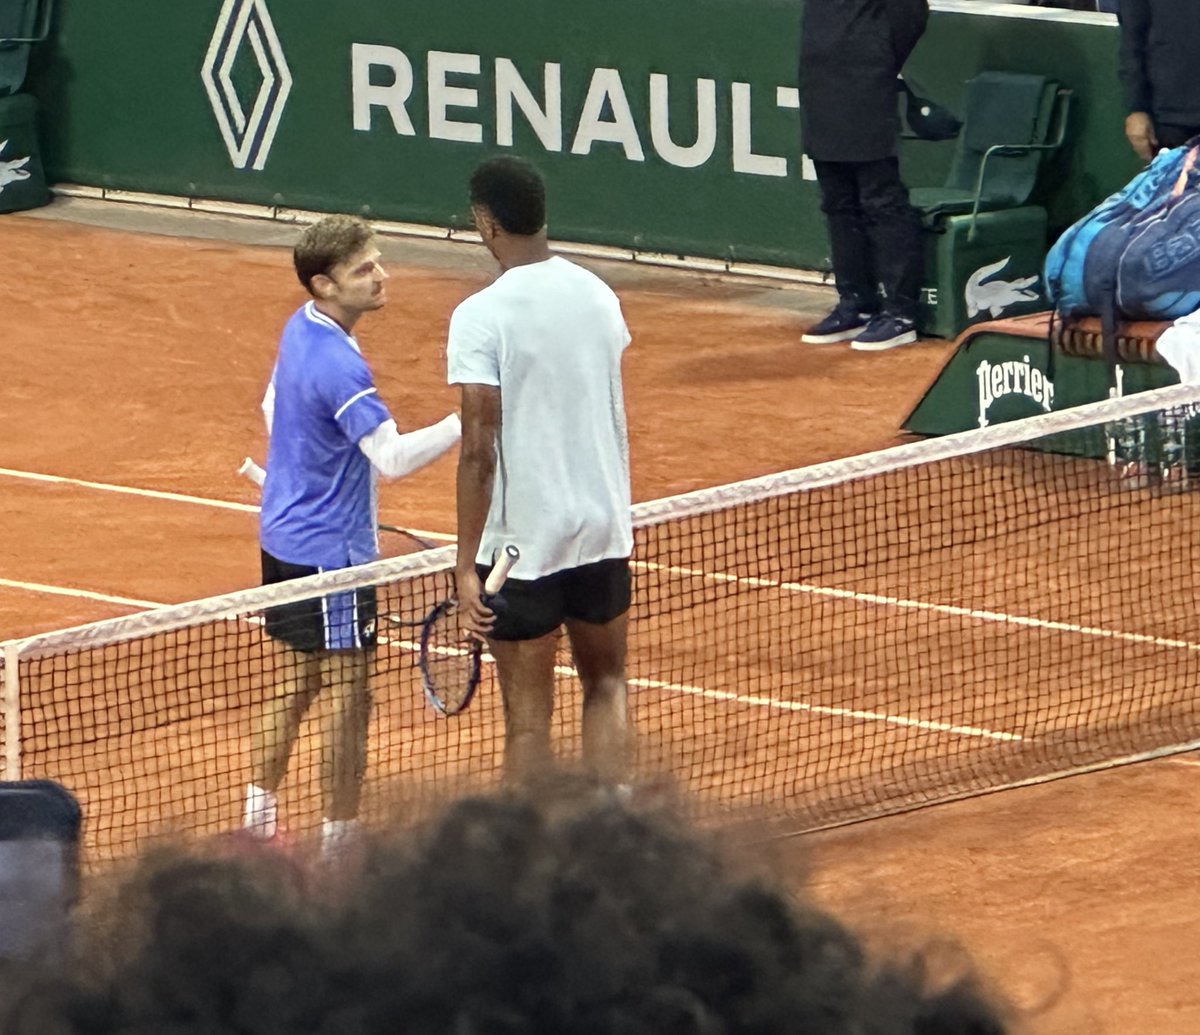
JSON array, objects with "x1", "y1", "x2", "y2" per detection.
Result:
[
  {"x1": 310, "y1": 272, "x2": 336, "y2": 300},
  {"x1": 472, "y1": 204, "x2": 497, "y2": 242}
]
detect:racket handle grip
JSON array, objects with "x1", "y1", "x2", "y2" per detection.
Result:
[
  {"x1": 239, "y1": 457, "x2": 266, "y2": 488},
  {"x1": 484, "y1": 544, "x2": 520, "y2": 594}
]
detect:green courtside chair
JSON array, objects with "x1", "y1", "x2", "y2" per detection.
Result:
[
  {"x1": 911, "y1": 71, "x2": 1072, "y2": 338},
  {"x1": 910, "y1": 70, "x2": 1072, "y2": 239},
  {"x1": 0, "y1": 0, "x2": 53, "y2": 97}
]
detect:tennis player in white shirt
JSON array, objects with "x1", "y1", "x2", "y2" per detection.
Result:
[{"x1": 448, "y1": 157, "x2": 634, "y2": 785}]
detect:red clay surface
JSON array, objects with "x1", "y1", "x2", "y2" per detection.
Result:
[{"x1": 2, "y1": 206, "x2": 1197, "y2": 1033}]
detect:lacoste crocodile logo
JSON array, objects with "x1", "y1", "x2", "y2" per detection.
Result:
[
  {"x1": 965, "y1": 256, "x2": 1040, "y2": 319},
  {"x1": 0, "y1": 140, "x2": 31, "y2": 193}
]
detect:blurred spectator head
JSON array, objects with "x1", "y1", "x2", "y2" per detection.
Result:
[{"x1": 0, "y1": 781, "x2": 1008, "y2": 1034}]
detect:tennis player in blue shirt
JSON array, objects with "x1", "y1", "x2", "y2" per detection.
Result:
[{"x1": 243, "y1": 215, "x2": 460, "y2": 855}]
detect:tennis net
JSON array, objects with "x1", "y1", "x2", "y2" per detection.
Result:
[{"x1": 4, "y1": 382, "x2": 1200, "y2": 860}]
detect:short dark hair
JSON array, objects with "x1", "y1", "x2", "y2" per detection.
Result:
[
  {"x1": 469, "y1": 156, "x2": 546, "y2": 235},
  {"x1": 293, "y1": 214, "x2": 375, "y2": 294}
]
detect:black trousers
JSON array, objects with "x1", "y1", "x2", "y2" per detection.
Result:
[
  {"x1": 813, "y1": 157, "x2": 923, "y2": 323},
  {"x1": 1156, "y1": 123, "x2": 1200, "y2": 150}
]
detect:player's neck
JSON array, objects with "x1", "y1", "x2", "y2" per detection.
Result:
[
  {"x1": 313, "y1": 300, "x2": 361, "y2": 335},
  {"x1": 494, "y1": 232, "x2": 552, "y2": 272}
]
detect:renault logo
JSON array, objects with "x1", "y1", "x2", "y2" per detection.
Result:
[{"x1": 201, "y1": 0, "x2": 293, "y2": 171}]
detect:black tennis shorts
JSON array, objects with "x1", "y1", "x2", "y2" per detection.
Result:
[
  {"x1": 481, "y1": 556, "x2": 631, "y2": 642},
  {"x1": 261, "y1": 549, "x2": 378, "y2": 654}
]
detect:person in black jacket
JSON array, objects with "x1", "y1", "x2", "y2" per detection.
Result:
[
  {"x1": 1119, "y1": 0, "x2": 1200, "y2": 161},
  {"x1": 799, "y1": 0, "x2": 930, "y2": 352}
]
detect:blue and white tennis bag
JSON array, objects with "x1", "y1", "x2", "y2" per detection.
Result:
[
  {"x1": 1116, "y1": 187, "x2": 1200, "y2": 320},
  {"x1": 1044, "y1": 139, "x2": 1200, "y2": 321}
]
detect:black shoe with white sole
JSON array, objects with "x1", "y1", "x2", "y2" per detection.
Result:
[
  {"x1": 850, "y1": 313, "x2": 918, "y2": 351},
  {"x1": 800, "y1": 303, "x2": 877, "y2": 344}
]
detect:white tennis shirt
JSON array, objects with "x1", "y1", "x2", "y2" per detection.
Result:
[{"x1": 447, "y1": 255, "x2": 633, "y2": 580}]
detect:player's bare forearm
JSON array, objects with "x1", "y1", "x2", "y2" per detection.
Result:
[
  {"x1": 455, "y1": 450, "x2": 494, "y2": 634},
  {"x1": 455, "y1": 383, "x2": 502, "y2": 633},
  {"x1": 456, "y1": 447, "x2": 494, "y2": 580},
  {"x1": 455, "y1": 384, "x2": 501, "y2": 574}
]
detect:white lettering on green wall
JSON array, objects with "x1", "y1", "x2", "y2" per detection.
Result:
[
  {"x1": 495, "y1": 58, "x2": 562, "y2": 151},
  {"x1": 351, "y1": 44, "x2": 415, "y2": 135},
  {"x1": 351, "y1": 46, "x2": 797, "y2": 177},
  {"x1": 649, "y1": 73, "x2": 716, "y2": 169},
  {"x1": 731, "y1": 82, "x2": 784, "y2": 176},
  {"x1": 571, "y1": 68, "x2": 645, "y2": 160},
  {"x1": 428, "y1": 51, "x2": 483, "y2": 143}
]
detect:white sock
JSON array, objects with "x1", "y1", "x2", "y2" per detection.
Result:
[
  {"x1": 243, "y1": 784, "x2": 278, "y2": 839},
  {"x1": 321, "y1": 817, "x2": 359, "y2": 857}
]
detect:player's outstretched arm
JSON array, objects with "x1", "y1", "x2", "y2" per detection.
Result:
[{"x1": 358, "y1": 414, "x2": 462, "y2": 481}]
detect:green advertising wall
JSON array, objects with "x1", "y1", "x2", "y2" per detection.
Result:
[{"x1": 25, "y1": 0, "x2": 1140, "y2": 271}]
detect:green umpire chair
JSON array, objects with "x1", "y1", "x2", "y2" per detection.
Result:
[
  {"x1": 0, "y1": 0, "x2": 53, "y2": 213},
  {"x1": 911, "y1": 71, "x2": 1072, "y2": 339}
]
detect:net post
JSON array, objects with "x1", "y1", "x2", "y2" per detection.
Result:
[{"x1": 2, "y1": 642, "x2": 20, "y2": 781}]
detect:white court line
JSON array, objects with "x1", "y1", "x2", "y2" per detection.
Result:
[
  {"x1": 0, "y1": 465, "x2": 260, "y2": 513},
  {"x1": 0, "y1": 577, "x2": 162, "y2": 610},
  {"x1": 625, "y1": 674, "x2": 1020, "y2": 741},
  {"x1": 638, "y1": 561, "x2": 1200, "y2": 654},
  {"x1": 0, "y1": 465, "x2": 454, "y2": 544},
  {"x1": 384, "y1": 635, "x2": 494, "y2": 665},
  {"x1": 381, "y1": 632, "x2": 1018, "y2": 742}
]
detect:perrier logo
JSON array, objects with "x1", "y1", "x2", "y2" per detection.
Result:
[{"x1": 201, "y1": 0, "x2": 293, "y2": 171}]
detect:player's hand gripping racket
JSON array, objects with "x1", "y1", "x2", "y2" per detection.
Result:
[{"x1": 418, "y1": 545, "x2": 519, "y2": 716}]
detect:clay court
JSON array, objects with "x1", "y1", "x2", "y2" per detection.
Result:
[{"x1": 3, "y1": 198, "x2": 1198, "y2": 1032}]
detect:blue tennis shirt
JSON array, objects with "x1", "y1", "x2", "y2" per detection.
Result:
[{"x1": 260, "y1": 302, "x2": 392, "y2": 569}]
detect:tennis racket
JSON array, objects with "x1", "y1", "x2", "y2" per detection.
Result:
[
  {"x1": 376, "y1": 523, "x2": 439, "y2": 552},
  {"x1": 415, "y1": 544, "x2": 520, "y2": 716},
  {"x1": 239, "y1": 457, "x2": 439, "y2": 551}
]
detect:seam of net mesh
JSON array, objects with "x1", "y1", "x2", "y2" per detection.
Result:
[{"x1": 3, "y1": 379, "x2": 1200, "y2": 663}]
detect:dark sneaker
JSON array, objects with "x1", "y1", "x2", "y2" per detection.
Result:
[
  {"x1": 801, "y1": 303, "x2": 876, "y2": 344},
  {"x1": 850, "y1": 313, "x2": 918, "y2": 351}
]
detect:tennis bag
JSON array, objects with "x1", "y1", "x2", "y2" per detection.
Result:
[
  {"x1": 1043, "y1": 137, "x2": 1200, "y2": 382},
  {"x1": 1043, "y1": 139, "x2": 1199, "y2": 320},
  {"x1": 1116, "y1": 187, "x2": 1200, "y2": 320}
]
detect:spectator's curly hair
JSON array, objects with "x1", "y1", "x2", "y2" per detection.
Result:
[{"x1": 0, "y1": 782, "x2": 1007, "y2": 1035}]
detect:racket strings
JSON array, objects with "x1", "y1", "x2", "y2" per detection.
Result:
[{"x1": 421, "y1": 603, "x2": 481, "y2": 714}]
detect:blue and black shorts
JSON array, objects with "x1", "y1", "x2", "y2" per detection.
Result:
[{"x1": 261, "y1": 549, "x2": 377, "y2": 654}]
